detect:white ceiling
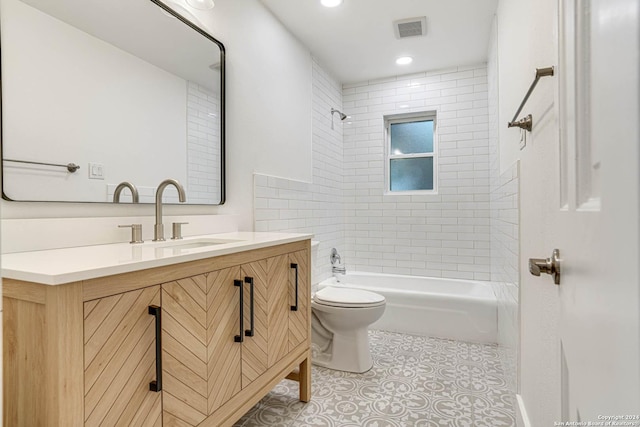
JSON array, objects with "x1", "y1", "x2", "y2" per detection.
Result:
[{"x1": 260, "y1": 0, "x2": 498, "y2": 84}]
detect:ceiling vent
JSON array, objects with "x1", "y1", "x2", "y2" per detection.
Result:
[{"x1": 393, "y1": 16, "x2": 427, "y2": 39}]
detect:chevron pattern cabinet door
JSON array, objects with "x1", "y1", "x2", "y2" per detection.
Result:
[
  {"x1": 266, "y1": 255, "x2": 290, "y2": 367},
  {"x1": 161, "y1": 267, "x2": 243, "y2": 423},
  {"x1": 83, "y1": 286, "x2": 162, "y2": 427},
  {"x1": 162, "y1": 275, "x2": 208, "y2": 426},
  {"x1": 206, "y1": 267, "x2": 242, "y2": 415},
  {"x1": 240, "y1": 261, "x2": 269, "y2": 388},
  {"x1": 288, "y1": 249, "x2": 310, "y2": 351}
]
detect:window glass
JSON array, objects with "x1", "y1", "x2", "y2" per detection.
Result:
[
  {"x1": 390, "y1": 157, "x2": 434, "y2": 191},
  {"x1": 390, "y1": 120, "x2": 434, "y2": 154}
]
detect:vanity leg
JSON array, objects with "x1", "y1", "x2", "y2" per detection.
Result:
[{"x1": 299, "y1": 353, "x2": 311, "y2": 403}]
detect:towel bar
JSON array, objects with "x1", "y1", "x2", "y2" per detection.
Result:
[{"x1": 508, "y1": 66, "x2": 554, "y2": 132}]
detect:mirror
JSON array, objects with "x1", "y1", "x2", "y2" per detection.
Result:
[{"x1": 0, "y1": 0, "x2": 225, "y2": 204}]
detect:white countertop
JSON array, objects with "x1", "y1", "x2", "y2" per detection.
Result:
[{"x1": 1, "y1": 232, "x2": 313, "y2": 285}]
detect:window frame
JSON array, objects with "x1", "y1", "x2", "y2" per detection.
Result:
[{"x1": 384, "y1": 111, "x2": 439, "y2": 195}]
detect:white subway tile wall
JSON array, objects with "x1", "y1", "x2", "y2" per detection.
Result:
[
  {"x1": 488, "y1": 18, "x2": 519, "y2": 398},
  {"x1": 254, "y1": 58, "x2": 345, "y2": 283},
  {"x1": 490, "y1": 162, "x2": 519, "y2": 395},
  {"x1": 186, "y1": 81, "x2": 220, "y2": 204},
  {"x1": 342, "y1": 64, "x2": 491, "y2": 280}
]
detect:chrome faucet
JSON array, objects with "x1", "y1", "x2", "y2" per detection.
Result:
[
  {"x1": 153, "y1": 179, "x2": 186, "y2": 241},
  {"x1": 113, "y1": 181, "x2": 139, "y2": 203}
]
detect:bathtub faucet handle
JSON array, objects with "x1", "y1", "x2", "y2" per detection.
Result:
[
  {"x1": 330, "y1": 248, "x2": 347, "y2": 276},
  {"x1": 330, "y1": 248, "x2": 342, "y2": 265}
]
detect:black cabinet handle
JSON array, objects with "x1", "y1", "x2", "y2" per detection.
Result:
[
  {"x1": 290, "y1": 263, "x2": 299, "y2": 311},
  {"x1": 244, "y1": 277, "x2": 255, "y2": 337},
  {"x1": 234, "y1": 280, "x2": 244, "y2": 343},
  {"x1": 148, "y1": 305, "x2": 162, "y2": 392}
]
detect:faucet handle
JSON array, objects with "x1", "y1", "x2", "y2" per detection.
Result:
[
  {"x1": 171, "y1": 222, "x2": 189, "y2": 240},
  {"x1": 118, "y1": 224, "x2": 144, "y2": 244},
  {"x1": 330, "y1": 248, "x2": 342, "y2": 265}
]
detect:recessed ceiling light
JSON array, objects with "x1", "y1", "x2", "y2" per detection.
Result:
[
  {"x1": 321, "y1": 0, "x2": 343, "y2": 7},
  {"x1": 186, "y1": 0, "x2": 214, "y2": 10},
  {"x1": 396, "y1": 56, "x2": 413, "y2": 65}
]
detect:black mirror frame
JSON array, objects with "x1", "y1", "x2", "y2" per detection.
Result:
[{"x1": 0, "y1": 0, "x2": 226, "y2": 205}]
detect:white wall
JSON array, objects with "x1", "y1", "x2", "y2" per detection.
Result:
[
  {"x1": 254, "y1": 58, "x2": 344, "y2": 284},
  {"x1": 497, "y1": 0, "x2": 556, "y2": 175},
  {"x1": 1, "y1": 0, "x2": 313, "y2": 250},
  {"x1": 203, "y1": 0, "x2": 312, "y2": 229},
  {"x1": 496, "y1": 0, "x2": 561, "y2": 425},
  {"x1": 342, "y1": 65, "x2": 491, "y2": 280}
]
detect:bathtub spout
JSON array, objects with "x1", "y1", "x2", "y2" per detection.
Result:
[{"x1": 332, "y1": 264, "x2": 346, "y2": 275}]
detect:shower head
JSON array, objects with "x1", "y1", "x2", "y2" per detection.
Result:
[{"x1": 331, "y1": 108, "x2": 348, "y2": 121}]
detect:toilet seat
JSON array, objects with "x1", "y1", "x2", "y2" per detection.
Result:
[{"x1": 314, "y1": 286, "x2": 385, "y2": 308}]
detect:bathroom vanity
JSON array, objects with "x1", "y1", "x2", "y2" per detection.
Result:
[{"x1": 2, "y1": 232, "x2": 312, "y2": 427}]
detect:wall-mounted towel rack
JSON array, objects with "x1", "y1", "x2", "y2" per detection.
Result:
[
  {"x1": 508, "y1": 66, "x2": 554, "y2": 132},
  {"x1": 4, "y1": 158, "x2": 80, "y2": 173}
]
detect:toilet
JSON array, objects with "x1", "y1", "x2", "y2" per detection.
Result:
[{"x1": 311, "y1": 285, "x2": 386, "y2": 373}]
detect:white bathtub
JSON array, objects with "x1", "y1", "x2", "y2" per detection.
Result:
[{"x1": 317, "y1": 272, "x2": 497, "y2": 344}]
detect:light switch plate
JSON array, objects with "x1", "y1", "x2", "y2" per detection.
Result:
[{"x1": 89, "y1": 162, "x2": 105, "y2": 180}]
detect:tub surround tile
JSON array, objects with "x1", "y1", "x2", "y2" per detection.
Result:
[
  {"x1": 186, "y1": 81, "x2": 220, "y2": 204},
  {"x1": 234, "y1": 330, "x2": 516, "y2": 427},
  {"x1": 489, "y1": 163, "x2": 519, "y2": 403},
  {"x1": 341, "y1": 65, "x2": 490, "y2": 280},
  {"x1": 255, "y1": 62, "x2": 493, "y2": 283}
]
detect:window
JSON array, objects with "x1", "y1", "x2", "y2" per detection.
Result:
[{"x1": 385, "y1": 112, "x2": 437, "y2": 193}]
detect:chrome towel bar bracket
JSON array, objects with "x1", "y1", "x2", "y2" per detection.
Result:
[{"x1": 508, "y1": 66, "x2": 555, "y2": 132}]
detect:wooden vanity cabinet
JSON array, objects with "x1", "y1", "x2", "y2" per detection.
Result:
[
  {"x1": 3, "y1": 240, "x2": 311, "y2": 427},
  {"x1": 161, "y1": 249, "x2": 310, "y2": 425}
]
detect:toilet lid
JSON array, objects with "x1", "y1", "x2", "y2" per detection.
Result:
[{"x1": 314, "y1": 286, "x2": 385, "y2": 308}]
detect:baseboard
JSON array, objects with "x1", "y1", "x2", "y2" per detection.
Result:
[{"x1": 516, "y1": 394, "x2": 531, "y2": 427}]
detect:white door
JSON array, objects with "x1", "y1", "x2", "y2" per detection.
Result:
[{"x1": 522, "y1": 0, "x2": 640, "y2": 422}]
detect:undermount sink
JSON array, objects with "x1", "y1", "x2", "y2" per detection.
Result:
[{"x1": 157, "y1": 238, "x2": 242, "y2": 250}]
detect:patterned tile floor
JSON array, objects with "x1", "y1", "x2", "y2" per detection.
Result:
[{"x1": 234, "y1": 330, "x2": 516, "y2": 427}]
